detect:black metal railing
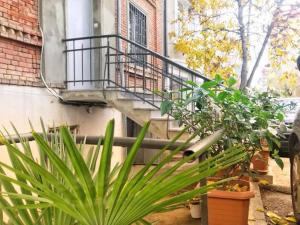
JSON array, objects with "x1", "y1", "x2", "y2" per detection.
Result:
[{"x1": 62, "y1": 34, "x2": 210, "y2": 109}]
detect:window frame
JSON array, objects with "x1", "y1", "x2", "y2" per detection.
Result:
[
  {"x1": 127, "y1": 2, "x2": 148, "y2": 66},
  {"x1": 127, "y1": 2, "x2": 148, "y2": 47}
]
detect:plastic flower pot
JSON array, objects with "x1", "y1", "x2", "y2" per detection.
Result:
[
  {"x1": 189, "y1": 200, "x2": 201, "y2": 219},
  {"x1": 208, "y1": 180, "x2": 255, "y2": 225}
]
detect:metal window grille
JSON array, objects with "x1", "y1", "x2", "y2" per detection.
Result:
[{"x1": 129, "y1": 4, "x2": 147, "y2": 65}]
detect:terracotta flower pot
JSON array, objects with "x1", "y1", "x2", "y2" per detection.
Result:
[
  {"x1": 251, "y1": 149, "x2": 269, "y2": 174},
  {"x1": 260, "y1": 138, "x2": 268, "y2": 148},
  {"x1": 208, "y1": 180, "x2": 255, "y2": 225}
]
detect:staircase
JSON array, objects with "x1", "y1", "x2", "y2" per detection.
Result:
[
  {"x1": 61, "y1": 34, "x2": 210, "y2": 140},
  {"x1": 105, "y1": 90, "x2": 190, "y2": 140}
]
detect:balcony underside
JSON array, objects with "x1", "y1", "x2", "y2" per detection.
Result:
[{"x1": 60, "y1": 90, "x2": 107, "y2": 105}]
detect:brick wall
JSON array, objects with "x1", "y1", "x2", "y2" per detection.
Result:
[
  {"x1": 0, "y1": 0, "x2": 164, "y2": 87},
  {"x1": 120, "y1": 0, "x2": 163, "y2": 54},
  {"x1": 0, "y1": 0, "x2": 42, "y2": 86},
  {"x1": 119, "y1": 0, "x2": 164, "y2": 90}
]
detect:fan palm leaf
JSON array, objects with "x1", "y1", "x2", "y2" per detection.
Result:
[{"x1": 0, "y1": 120, "x2": 246, "y2": 225}]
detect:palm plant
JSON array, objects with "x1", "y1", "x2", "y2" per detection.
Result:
[{"x1": 0, "y1": 120, "x2": 246, "y2": 225}]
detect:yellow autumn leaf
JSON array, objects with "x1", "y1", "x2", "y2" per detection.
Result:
[
  {"x1": 259, "y1": 179, "x2": 269, "y2": 185},
  {"x1": 173, "y1": 0, "x2": 300, "y2": 93},
  {"x1": 266, "y1": 211, "x2": 282, "y2": 220},
  {"x1": 266, "y1": 211, "x2": 289, "y2": 225},
  {"x1": 256, "y1": 208, "x2": 265, "y2": 212},
  {"x1": 285, "y1": 216, "x2": 296, "y2": 222}
]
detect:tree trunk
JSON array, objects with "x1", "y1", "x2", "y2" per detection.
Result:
[
  {"x1": 237, "y1": 0, "x2": 248, "y2": 90},
  {"x1": 245, "y1": 25, "x2": 273, "y2": 88},
  {"x1": 246, "y1": 0, "x2": 284, "y2": 88}
]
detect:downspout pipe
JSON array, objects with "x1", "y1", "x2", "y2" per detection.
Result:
[
  {"x1": 163, "y1": 0, "x2": 171, "y2": 139},
  {"x1": 116, "y1": 0, "x2": 124, "y2": 85},
  {"x1": 162, "y1": 0, "x2": 169, "y2": 92},
  {"x1": 116, "y1": 0, "x2": 121, "y2": 50},
  {"x1": 163, "y1": 0, "x2": 168, "y2": 58},
  {"x1": 117, "y1": 0, "x2": 121, "y2": 38}
]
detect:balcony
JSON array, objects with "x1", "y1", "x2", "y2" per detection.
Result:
[{"x1": 61, "y1": 34, "x2": 209, "y2": 108}]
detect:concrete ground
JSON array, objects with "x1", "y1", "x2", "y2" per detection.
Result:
[
  {"x1": 269, "y1": 157, "x2": 291, "y2": 187},
  {"x1": 261, "y1": 189, "x2": 294, "y2": 225},
  {"x1": 146, "y1": 207, "x2": 201, "y2": 225},
  {"x1": 260, "y1": 157, "x2": 294, "y2": 225},
  {"x1": 136, "y1": 157, "x2": 293, "y2": 225}
]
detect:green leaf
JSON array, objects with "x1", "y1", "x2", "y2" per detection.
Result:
[
  {"x1": 217, "y1": 92, "x2": 228, "y2": 101},
  {"x1": 0, "y1": 120, "x2": 247, "y2": 225},
  {"x1": 185, "y1": 80, "x2": 198, "y2": 87},
  {"x1": 160, "y1": 100, "x2": 173, "y2": 116},
  {"x1": 214, "y1": 74, "x2": 223, "y2": 83},
  {"x1": 274, "y1": 157, "x2": 284, "y2": 170},
  {"x1": 201, "y1": 81, "x2": 218, "y2": 90},
  {"x1": 32, "y1": 132, "x2": 86, "y2": 200},
  {"x1": 276, "y1": 112, "x2": 284, "y2": 121},
  {"x1": 180, "y1": 87, "x2": 193, "y2": 92},
  {"x1": 96, "y1": 119, "x2": 115, "y2": 223},
  {"x1": 227, "y1": 77, "x2": 237, "y2": 87},
  {"x1": 60, "y1": 126, "x2": 98, "y2": 223}
]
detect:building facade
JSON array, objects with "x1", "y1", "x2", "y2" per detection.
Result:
[{"x1": 0, "y1": 0, "x2": 205, "y2": 166}]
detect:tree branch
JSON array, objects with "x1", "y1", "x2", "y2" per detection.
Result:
[
  {"x1": 246, "y1": 0, "x2": 285, "y2": 88},
  {"x1": 237, "y1": 0, "x2": 248, "y2": 90}
]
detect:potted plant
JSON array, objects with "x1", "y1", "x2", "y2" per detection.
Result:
[
  {"x1": 0, "y1": 120, "x2": 246, "y2": 225},
  {"x1": 160, "y1": 75, "x2": 286, "y2": 224},
  {"x1": 207, "y1": 179, "x2": 255, "y2": 225},
  {"x1": 189, "y1": 197, "x2": 201, "y2": 219},
  {"x1": 251, "y1": 138, "x2": 270, "y2": 173},
  {"x1": 249, "y1": 92, "x2": 287, "y2": 173},
  {"x1": 251, "y1": 148, "x2": 269, "y2": 173}
]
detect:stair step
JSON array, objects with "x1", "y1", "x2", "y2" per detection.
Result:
[
  {"x1": 118, "y1": 98, "x2": 162, "y2": 108},
  {"x1": 169, "y1": 127, "x2": 186, "y2": 132},
  {"x1": 149, "y1": 110, "x2": 174, "y2": 119},
  {"x1": 118, "y1": 96, "x2": 162, "y2": 103},
  {"x1": 132, "y1": 101, "x2": 160, "y2": 110},
  {"x1": 134, "y1": 107, "x2": 161, "y2": 112},
  {"x1": 168, "y1": 120, "x2": 182, "y2": 129},
  {"x1": 106, "y1": 87, "x2": 153, "y2": 95},
  {"x1": 150, "y1": 117, "x2": 175, "y2": 121},
  {"x1": 116, "y1": 90, "x2": 162, "y2": 101},
  {"x1": 168, "y1": 129, "x2": 191, "y2": 140}
]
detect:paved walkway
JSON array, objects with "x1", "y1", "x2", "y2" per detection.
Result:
[
  {"x1": 269, "y1": 157, "x2": 290, "y2": 187},
  {"x1": 146, "y1": 207, "x2": 201, "y2": 225},
  {"x1": 133, "y1": 157, "x2": 292, "y2": 225}
]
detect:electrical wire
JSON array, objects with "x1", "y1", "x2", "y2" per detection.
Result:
[{"x1": 37, "y1": 1, "x2": 64, "y2": 100}]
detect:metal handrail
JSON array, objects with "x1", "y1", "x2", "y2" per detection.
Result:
[
  {"x1": 62, "y1": 34, "x2": 212, "y2": 113},
  {"x1": 62, "y1": 34, "x2": 210, "y2": 83}
]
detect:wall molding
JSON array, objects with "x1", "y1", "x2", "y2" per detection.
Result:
[{"x1": 0, "y1": 22, "x2": 42, "y2": 47}]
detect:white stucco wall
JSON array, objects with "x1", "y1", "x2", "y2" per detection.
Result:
[
  {"x1": 0, "y1": 85, "x2": 126, "y2": 164},
  {"x1": 167, "y1": 0, "x2": 186, "y2": 62},
  {"x1": 0, "y1": 85, "x2": 127, "y2": 222}
]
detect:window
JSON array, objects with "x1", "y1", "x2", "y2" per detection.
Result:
[{"x1": 129, "y1": 4, "x2": 147, "y2": 65}]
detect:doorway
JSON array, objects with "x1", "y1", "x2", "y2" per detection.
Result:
[
  {"x1": 127, "y1": 118, "x2": 160, "y2": 165},
  {"x1": 65, "y1": 0, "x2": 94, "y2": 90}
]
